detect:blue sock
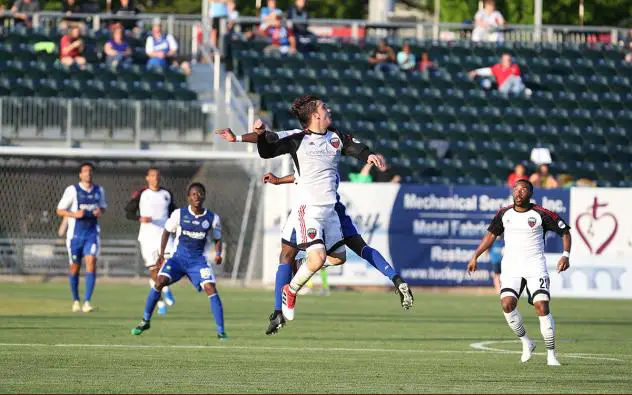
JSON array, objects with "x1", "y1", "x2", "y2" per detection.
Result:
[
  {"x1": 162, "y1": 287, "x2": 175, "y2": 303},
  {"x1": 143, "y1": 287, "x2": 162, "y2": 321},
  {"x1": 69, "y1": 274, "x2": 80, "y2": 301},
  {"x1": 84, "y1": 272, "x2": 96, "y2": 302},
  {"x1": 274, "y1": 263, "x2": 292, "y2": 311},
  {"x1": 209, "y1": 294, "x2": 225, "y2": 334},
  {"x1": 361, "y1": 246, "x2": 398, "y2": 281}
]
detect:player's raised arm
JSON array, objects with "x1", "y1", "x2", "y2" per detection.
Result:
[
  {"x1": 336, "y1": 130, "x2": 386, "y2": 171},
  {"x1": 125, "y1": 188, "x2": 144, "y2": 221},
  {"x1": 263, "y1": 172, "x2": 296, "y2": 185},
  {"x1": 215, "y1": 128, "x2": 259, "y2": 143}
]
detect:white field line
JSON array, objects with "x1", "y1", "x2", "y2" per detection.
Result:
[
  {"x1": 0, "y1": 341, "x2": 626, "y2": 362},
  {"x1": 469, "y1": 340, "x2": 624, "y2": 362}
]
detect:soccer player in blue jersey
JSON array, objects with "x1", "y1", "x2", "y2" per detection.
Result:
[
  {"x1": 131, "y1": 183, "x2": 226, "y2": 339},
  {"x1": 56, "y1": 162, "x2": 107, "y2": 313}
]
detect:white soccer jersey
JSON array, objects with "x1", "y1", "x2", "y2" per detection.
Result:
[
  {"x1": 137, "y1": 188, "x2": 173, "y2": 243},
  {"x1": 258, "y1": 127, "x2": 372, "y2": 206},
  {"x1": 488, "y1": 204, "x2": 569, "y2": 277}
]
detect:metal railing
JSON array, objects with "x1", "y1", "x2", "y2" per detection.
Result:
[
  {"x1": 0, "y1": 97, "x2": 209, "y2": 148},
  {"x1": 229, "y1": 16, "x2": 627, "y2": 45}
]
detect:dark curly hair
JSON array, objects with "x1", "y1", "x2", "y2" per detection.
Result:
[
  {"x1": 187, "y1": 182, "x2": 206, "y2": 195},
  {"x1": 289, "y1": 95, "x2": 320, "y2": 128}
]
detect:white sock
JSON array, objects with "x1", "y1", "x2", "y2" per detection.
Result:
[
  {"x1": 149, "y1": 279, "x2": 155, "y2": 288},
  {"x1": 503, "y1": 309, "x2": 528, "y2": 339},
  {"x1": 539, "y1": 314, "x2": 556, "y2": 351},
  {"x1": 162, "y1": 286, "x2": 170, "y2": 294},
  {"x1": 289, "y1": 263, "x2": 316, "y2": 294}
]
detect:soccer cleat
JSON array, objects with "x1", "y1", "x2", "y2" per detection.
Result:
[
  {"x1": 521, "y1": 339, "x2": 536, "y2": 363},
  {"x1": 265, "y1": 310, "x2": 286, "y2": 335},
  {"x1": 281, "y1": 284, "x2": 297, "y2": 321},
  {"x1": 157, "y1": 301, "x2": 167, "y2": 316},
  {"x1": 547, "y1": 352, "x2": 561, "y2": 366},
  {"x1": 163, "y1": 292, "x2": 175, "y2": 307},
  {"x1": 131, "y1": 320, "x2": 150, "y2": 335},
  {"x1": 217, "y1": 332, "x2": 228, "y2": 341},
  {"x1": 82, "y1": 301, "x2": 94, "y2": 313},
  {"x1": 396, "y1": 283, "x2": 414, "y2": 310},
  {"x1": 72, "y1": 301, "x2": 81, "y2": 313}
]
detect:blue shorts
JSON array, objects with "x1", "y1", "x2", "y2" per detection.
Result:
[
  {"x1": 335, "y1": 201, "x2": 359, "y2": 239},
  {"x1": 66, "y1": 234, "x2": 100, "y2": 264},
  {"x1": 158, "y1": 255, "x2": 216, "y2": 291}
]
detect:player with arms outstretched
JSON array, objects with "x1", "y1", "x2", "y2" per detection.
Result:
[
  {"x1": 467, "y1": 179, "x2": 571, "y2": 366},
  {"x1": 56, "y1": 162, "x2": 107, "y2": 313},
  {"x1": 218, "y1": 95, "x2": 413, "y2": 329},
  {"x1": 131, "y1": 183, "x2": 226, "y2": 339},
  {"x1": 125, "y1": 167, "x2": 177, "y2": 315}
]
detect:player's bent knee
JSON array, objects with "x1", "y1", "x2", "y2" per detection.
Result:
[
  {"x1": 533, "y1": 300, "x2": 550, "y2": 315},
  {"x1": 155, "y1": 274, "x2": 170, "y2": 289},
  {"x1": 500, "y1": 296, "x2": 517, "y2": 312},
  {"x1": 328, "y1": 250, "x2": 346, "y2": 265},
  {"x1": 202, "y1": 282, "x2": 217, "y2": 295},
  {"x1": 279, "y1": 246, "x2": 298, "y2": 264}
]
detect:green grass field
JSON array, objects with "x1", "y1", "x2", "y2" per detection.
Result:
[{"x1": 0, "y1": 282, "x2": 631, "y2": 394}]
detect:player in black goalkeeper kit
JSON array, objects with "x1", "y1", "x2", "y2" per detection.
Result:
[{"x1": 467, "y1": 179, "x2": 571, "y2": 366}]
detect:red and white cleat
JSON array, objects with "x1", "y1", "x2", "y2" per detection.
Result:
[{"x1": 281, "y1": 284, "x2": 297, "y2": 321}]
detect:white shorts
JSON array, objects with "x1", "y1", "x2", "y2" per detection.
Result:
[
  {"x1": 500, "y1": 273, "x2": 551, "y2": 304},
  {"x1": 281, "y1": 204, "x2": 345, "y2": 254},
  {"x1": 140, "y1": 239, "x2": 173, "y2": 268}
]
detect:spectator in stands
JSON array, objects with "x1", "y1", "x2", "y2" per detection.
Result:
[
  {"x1": 397, "y1": 40, "x2": 416, "y2": 72},
  {"x1": 507, "y1": 163, "x2": 528, "y2": 187},
  {"x1": 11, "y1": 0, "x2": 41, "y2": 26},
  {"x1": 529, "y1": 164, "x2": 559, "y2": 189},
  {"x1": 113, "y1": 0, "x2": 141, "y2": 34},
  {"x1": 287, "y1": 0, "x2": 315, "y2": 51},
  {"x1": 60, "y1": 26, "x2": 87, "y2": 68},
  {"x1": 368, "y1": 39, "x2": 397, "y2": 73},
  {"x1": 260, "y1": 0, "x2": 282, "y2": 29},
  {"x1": 104, "y1": 27, "x2": 132, "y2": 68},
  {"x1": 288, "y1": 0, "x2": 308, "y2": 34},
  {"x1": 471, "y1": 0, "x2": 505, "y2": 43},
  {"x1": 261, "y1": 14, "x2": 297, "y2": 55},
  {"x1": 145, "y1": 22, "x2": 192, "y2": 75},
  {"x1": 210, "y1": 0, "x2": 228, "y2": 48},
  {"x1": 59, "y1": 0, "x2": 86, "y2": 31},
  {"x1": 468, "y1": 53, "x2": 531, "y2": 96},
  {"x1": 418, "y1": 51, "x2": 436, "y2": 74},
  {"x1": 349, "y1": 163, "x2": 373, "y2": 183},
  {"x1": 372, "y1": 155, "x2": 401, "y2": 183}
]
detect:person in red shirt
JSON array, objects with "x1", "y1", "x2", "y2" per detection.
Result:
[
  {"x1": 260, "y1": 14, "x2": 296, "y2": 55},
  {"x1": 468, "y1": 53, "x2": 531, "y2": 96},
  {"x1": 507, "y1": 163, "x2": 528, "y2": 187},
  {"x1": 60, "y1": 26, "x2": 86, "y2": 68}
]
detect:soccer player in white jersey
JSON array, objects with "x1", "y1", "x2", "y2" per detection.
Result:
[
  {"x1": 217, "y1": 126, "x2": 413, "y2": 334},
  {"x1": 56, "y1": 162, "x2": 108, "y2": 313},
  {"x1": 467, "y1": 180, "x2": 571, "y2": 366},
  {"x1": 125, "y1": 168, "x2": 177, "y2": 315},
  {"x1": 254, "y1": 95, "x2": 385, "y2": 321}
]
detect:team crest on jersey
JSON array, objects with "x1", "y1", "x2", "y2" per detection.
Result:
[
  {"x1": 528, "y1": 217, "x2": 536, "y2": 228},
  {"x1": 329, "y1": 137, "x2": 341, "y2": 149},
  {"x1": 307, "y1": 228, "x2": 317, "y2": 239},
  {"x1": 202, "y1": 220, "x2": 210, "y2": 229}
]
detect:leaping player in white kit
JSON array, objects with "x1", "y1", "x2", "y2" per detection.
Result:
[
  {"x1": 125, "y1": 167, "x2": 177, "y2": 315},
  {"x1": 467, "y1": 179, "x2": 571, "y2": 366}
]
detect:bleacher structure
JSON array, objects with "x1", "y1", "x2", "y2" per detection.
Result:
[
  {"x1": 231, "y1": 38, "x2": 632, "y2": 187},
  {"x1": 0, "y1": 25, "x2": 207, "y2": 145}
]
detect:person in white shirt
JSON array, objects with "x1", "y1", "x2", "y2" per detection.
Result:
[
  {"x1": 472, "y1": 0, "x2": 505, "y2": 43},
  {"x1": 467, "y1": 179, "x2": 572, "y2": 366},
  {"x1": 125, "y1": 168, "x2": 177, "y2": 314}
]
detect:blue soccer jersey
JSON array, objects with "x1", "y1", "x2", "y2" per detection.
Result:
[
  {"x1": 57, "y1": 183, "x2": 107, "y2": 263},
  {"x1": 159, "y1": 206, "x2": 222, "y2": 290}
]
